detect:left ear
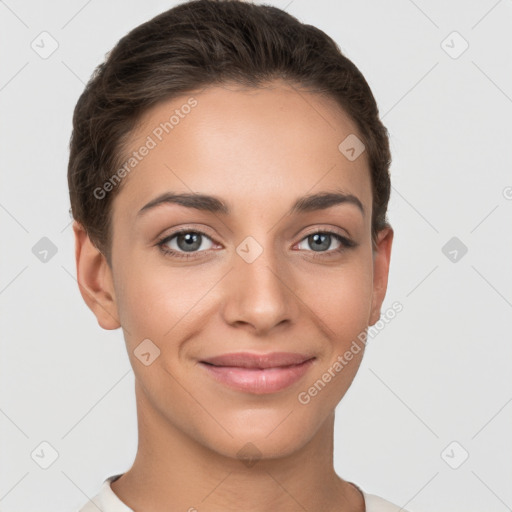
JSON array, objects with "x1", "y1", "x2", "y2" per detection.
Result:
[{"x1": 369, "y1": 227, "x2": 394, "y2": 326}]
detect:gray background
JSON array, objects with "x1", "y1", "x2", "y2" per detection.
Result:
[{"x1": 1, "y1": 1, "x2": 511, "y2": 511}]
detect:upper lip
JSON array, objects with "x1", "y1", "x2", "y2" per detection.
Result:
[{"x1": 200, "y1": 352, "x2": 315, "y2": 369}]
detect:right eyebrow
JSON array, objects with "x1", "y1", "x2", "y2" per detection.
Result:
[{"x1": 137, "y1": 192, "x2": 229, "y2": 217}]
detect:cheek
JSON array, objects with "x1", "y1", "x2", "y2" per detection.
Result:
[
  {"x1": 294, "y1": 268, "x2": 372, "y2": 419},
  {"x1": 298, "y1": 255, "x2": 373, "y2": 388},
  {"x1": 114, "y1": 253, "x2": 204, "y2": 339},
  {"x1": 300, "y1": 256, "x2": 374, "y2": 339}
]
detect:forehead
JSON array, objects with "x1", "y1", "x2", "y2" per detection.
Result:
[{"x1": 112, "y1": 80, "x2": 372, "y2": 224}]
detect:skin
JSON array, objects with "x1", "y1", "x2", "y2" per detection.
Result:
[{"x1": 73, "y1": 79, "x2": 393, "y2": 512}]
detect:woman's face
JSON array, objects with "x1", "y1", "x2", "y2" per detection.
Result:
[{"x1": 97, "y1": 80, "x2": 392, "y2": 459}]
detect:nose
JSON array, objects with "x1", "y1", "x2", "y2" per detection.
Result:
[{"x1": 221, "y1": 239, "x2": 299, "y2": 335}]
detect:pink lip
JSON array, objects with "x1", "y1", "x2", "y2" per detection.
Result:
[{"x1": 199, "y1": 352, "x2": 316, "y2": 394}]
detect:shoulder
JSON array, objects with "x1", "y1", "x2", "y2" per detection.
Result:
[
  {"x1": 349, "y1": 481, "x2": 413, "y2": 512},
  {"x1": 362, "y1": 491, "x2": 409, "y2": 511},
  {"x1": 77, "y1": 474, "x2": 133, "y2": 512}
]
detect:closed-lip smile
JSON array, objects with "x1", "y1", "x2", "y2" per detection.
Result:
[{"x1": 199, "y1": 351, "x2": 316, "y2": 394}]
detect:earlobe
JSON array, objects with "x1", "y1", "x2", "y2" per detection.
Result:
[
  {"x1": 369, "y1": 227, "x2": 394, "y2": 326},
  {"x1": 72, "y1": 221, "x2": 121, "y2": 330}
]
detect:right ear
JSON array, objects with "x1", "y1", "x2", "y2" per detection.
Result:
[{"x1": 72, "y1": 220, "x2": 121, "y2": 330}]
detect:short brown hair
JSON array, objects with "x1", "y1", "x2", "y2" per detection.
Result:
[{"x1": 67, "y1": 0, "x2": 391, "y2": 267}]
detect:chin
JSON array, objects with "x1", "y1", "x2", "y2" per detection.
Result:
[{"x1": 195, "y1": 410, "x2": 324, "y2": 463}]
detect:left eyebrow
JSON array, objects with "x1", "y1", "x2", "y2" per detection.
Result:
[
  {"x1": 136, "y1": 190, "x2": 365, "y2": 219},
  {"x1": 290, "y1": 191, "x2": 365, "y2": 217}
]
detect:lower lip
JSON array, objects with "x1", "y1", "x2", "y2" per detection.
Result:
[{"x1": 198, "y1": 359, "x2": 315, "y2": 394}]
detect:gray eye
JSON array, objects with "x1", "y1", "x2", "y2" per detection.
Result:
[
  {"x1": 166, "y1": 232, "x2": 214, "y2": 253},
  {"x1": 297, "y1": 233, "x2": 341, "y2": 252}
]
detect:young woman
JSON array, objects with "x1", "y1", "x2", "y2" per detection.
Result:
[{"x1": 69, "y1": 1, "x2": 408, "y2": 510}]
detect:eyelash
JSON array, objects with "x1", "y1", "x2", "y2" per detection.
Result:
[{"x1": 156, "y1": 227, "x2": 357, "y2": 261}]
